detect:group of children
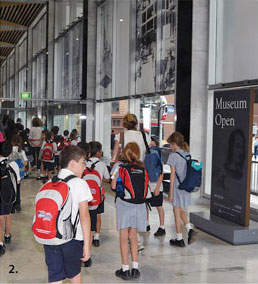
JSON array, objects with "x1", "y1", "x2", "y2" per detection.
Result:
[{"x1": 0, "y1": 127, "x2": 197, "y2": 283}]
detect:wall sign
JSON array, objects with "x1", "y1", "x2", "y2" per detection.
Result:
[{"x1": 211, "y1": 88, "x2": 254, "y2": 226}]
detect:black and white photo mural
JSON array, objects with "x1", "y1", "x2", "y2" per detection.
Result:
[
  {"x1": 96, "y1": 0, "x2": 177, "y2": 100},
  {"x1": 135, "y1": 0, "x2": 176, "y2": 94}
]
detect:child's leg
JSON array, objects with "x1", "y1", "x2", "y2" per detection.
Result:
[
  {"x1": 70, "y1": 272, "x2": 81, "y2": 284},
  {"x1": 128, "y1": 228, "x2": 138, "y2": 262},
  {"x1": 173, "y1": 206, "x2": 182, "y2": 234},
  {"x1": 0, "y1": 216, "x2": 4, "y2": 243},
  {"x1": 96, "y1": 213, "x2": 101, "y2": 235},
  {"x1": 156, "y1": 206, "x2": 165, "y2": 226},
  {"x1": 119, "y1": 228, "x2": 129, "y2": 265},
  {"x1": 180, "y1": 208, "x2": 189, "y2": 225},
  {"x1": 4, "y1": 214, "x2": 11, "y2": 236}
]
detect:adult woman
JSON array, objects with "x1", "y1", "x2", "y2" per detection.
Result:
[
  {"x1": 167, "y1": 132, "x2": 196, "y2": 247},
  {"x1": 29, "y1": 117, "x2": 43, "y2": 170},
  {"x1": 112, "y1": 113, "x2": 151, "y2": 162}
]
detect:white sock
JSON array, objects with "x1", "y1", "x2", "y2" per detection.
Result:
[
  {"x1": 4, "y1": 234, "x2": 10, "y2": 237},
  {"x1": 122, "y1": 264, "x2": 129, "y2": 272},
  {"x1": 94, "y1": 233, "x2": 100, "y2": 240},
  {"x1": 160, "y1": 225, "x2": 165, "y2": 230},
  {"x1": 0, "y1": 242, "x2": 3, "y2": 246},
  {"x1": 185, "y1": 223, "x2": 192, "y2": 233},
  {"x1": 177, "y1": 233, "x2": 183, "y2": 240},
  {"x1": 132, "y1": 262, "x2": 139, "y2": 269}
]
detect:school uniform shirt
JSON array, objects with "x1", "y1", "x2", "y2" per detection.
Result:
[
  {"x1": 58, "y1": 169, "x2": 93, "y2": 241},
  {"x1": 115, "y1": 130, "x2": 151, "y2": 162},
  {"x1": 41, "y1": 141, "x2": 57, "y2": 163},
  {"x1": 0, "y1": 157, "x2": 21, "y2": 188},
  {"x1": 29, "y1": 126, "x2": 42, "y2": 147},
  {"x1": 12, "y1": 146, "x2": 28, "y2": 162},
  {"x1": 167, "y1": 150, "x2": 191, "y2": 207}
]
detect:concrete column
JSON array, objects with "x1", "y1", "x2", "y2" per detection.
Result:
[{"x1": 190, "y1": 0, "x2": 209, "y2": 198}]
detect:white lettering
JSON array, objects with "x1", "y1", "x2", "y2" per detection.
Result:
[
  {"x1": 215, "y1": 97, "x2": 247, "y2": 110},
  {"x1": 215, "y1": 114, "x2": 235, "y2": 128}
]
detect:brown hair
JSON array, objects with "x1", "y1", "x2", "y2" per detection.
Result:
[
  {"x1": 60, "y1": 145, "x2": 86, "y2": 169},
  {"x1": 11, "y1": 134, "x2": 23, "y2": 152},
  {"x1": 120, "y1": 142, "x2": 144, "y2": 167},
  {"x1": 123, "y1": 113, "x2": 138, "y2": 130},
  {"x1": 167, "y1": 132, "x2": 189, "y2": 152},
  {"x1": 32, "y1": 117, "x2": 43, "y2": 127}
]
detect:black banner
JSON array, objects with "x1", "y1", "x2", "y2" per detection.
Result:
[{"x1": 211, "y1": 89, "x2": 253, "y2": 226}]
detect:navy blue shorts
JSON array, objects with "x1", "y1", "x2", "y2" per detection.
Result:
[
  {"x1": 96, "y1": 201, "x2": 104, "y2": 214},
  {"x1": 150, "y1": 192, "x2": 163, "y2": 207},
  {"x1": 44, "y1": 239, "x2": 83, "y2": 282},
  {"x1": 43, "y1": 162, "x2": 55, "y2": 172},
  {"x1": 0, "y1": 203, "x2": 13, "y2": 216}
]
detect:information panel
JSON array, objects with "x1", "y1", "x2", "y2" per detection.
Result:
[{"x1": 211, "y1": 88, "x2": 253, "y2": 226}]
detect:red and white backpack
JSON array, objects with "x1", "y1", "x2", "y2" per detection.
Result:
[
  {"x1": 32, "y1": 175, "x2": 79, "y2": 245},
  {"x1": 64, "y1": 138, "x2": 71, "y2": 147},
  {"x1": 82, "y1": 160, "x2": 105, "y2": 210},
  {"x1": 42, "y1": 141, "x2": 54, "y2": 161}
]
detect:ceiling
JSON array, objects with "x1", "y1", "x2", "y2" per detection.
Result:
[{"x1": 0, "y1": 1, "x2": 46, "y2": 66}]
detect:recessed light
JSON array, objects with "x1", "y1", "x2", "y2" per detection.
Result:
[{"x1": 119, "y1": 18, "x2": 124, "y2": 22}]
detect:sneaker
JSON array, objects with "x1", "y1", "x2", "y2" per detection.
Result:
[
  {"x1": 93, "y1": 239, "x2": 100, "y2": 247},
  {"x1": 36, "y1": 176, "x2": 44, "y2": 180},
  {"x1": 82, "y1": 257, "x2": 92, "y2": 267},
  {"x1": 188, "y1": 229, "x2": 197, "y2": 244},
  {"x1": 169, "y1": 238, "x2": 185, "y2": 247},
  {"x1": 138, "y1": 243, "x2": 144, "y2": 251},
  {"x1": 154, "y1": 227, "x2": 166, "y2": 237},
  {"x1": 115, "y1": 269, "x2": 131, "y2": 280},
  {"x1": 146, "y1": 225, "x2": 151, "y2": 232},
  {"x1": 4, "y1": 234, "x2": 11, "y2": 244},
  {"x1": 0, "y1": 244, "x2": 6, "y2": 256},
  {"x1": 131, "y1": 268, "x2": 141, "y2": 278}
]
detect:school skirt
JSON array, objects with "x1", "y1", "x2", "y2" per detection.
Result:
[{"x1": 116, "y1": 197, "x2": 147, "y2": 232}]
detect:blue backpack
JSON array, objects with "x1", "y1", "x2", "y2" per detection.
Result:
[
  {"x1": 142, "y1": 132, "x2": 163, "y2": 182},
  {"x1": 9, "y1": 152, "x2": 25, "y2": 180},
  {"x1": 175, "y1": 152, "x2": 202, "y2": 193}
]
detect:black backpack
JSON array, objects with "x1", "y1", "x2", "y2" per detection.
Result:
[
  {"x1": 116, "y1": 163, "x2": 151, "y2": 204},
  {"x1": 0, "y1": 159, "x2": 17, "y2": 204}
]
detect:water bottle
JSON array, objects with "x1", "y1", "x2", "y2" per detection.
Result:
[{"x1": 116, "y1": 177, "x2": 124, "y2": 198}]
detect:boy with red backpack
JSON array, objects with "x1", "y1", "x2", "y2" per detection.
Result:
[
  {"x1": 32, "y1": 145, "x2": 92, "y2": 283},
  {"x1": 40, "y1": 131, "x2": 57, "y2": 182},
  {"x1": 82, "y1": 141, "x2": 110, "y2": 248}
]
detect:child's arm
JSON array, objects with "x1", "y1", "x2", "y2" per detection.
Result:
[
  {"x1": 111, "y1": 177, "x2": 117, "y2": 191},
  {"x1": 79, "y1": 201, "x2": 91, "y2": 262},
  {"x1": 153, "y1": 173, "x2": 164, "y2": 196},
  {"x1": 169, "y1": 167, "x2": 176, "y2": 202}
]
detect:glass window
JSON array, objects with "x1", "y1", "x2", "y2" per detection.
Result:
[
  {"x1": 19, "y1": 39, "x2": 27, "y2": 69},
  {"x1": 33, "y1": 14, "x2": 47, "y2": 56},
  {"x1": 9, "y1": 54, "x2": 15, "y2": 77}
]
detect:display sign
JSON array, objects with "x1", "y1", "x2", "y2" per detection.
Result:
[
  {"x1": 20, "y1": 92, "x2": 31, "y2": 99},
  {"x1": 166, "y1": 106, "x2": 175, "y2": 113},
  {"x1": 211, "y1": 88, "x2": 254, "y2": 226}
]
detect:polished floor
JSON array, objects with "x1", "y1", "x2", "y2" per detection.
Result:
[{"x1": 1, "y1": 173, "x2": 258, "y2": 283}]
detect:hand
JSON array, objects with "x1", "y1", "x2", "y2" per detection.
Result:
[
  {"x1": 153, "y1": 189, "x2": 160, "y2": 196},
  {"x1": 168, "y1": 192, "x2": 173, "y2": 203},
  {"x1": 81, "y1": 244, "x2": 91, "y2": 262}
]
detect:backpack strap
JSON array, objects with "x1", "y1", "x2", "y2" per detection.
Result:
[
  {"x1": 141, "y1": 131, "x2": 150, "y2": 154},
  {"x1": 174, "y1": 152, "x2": 190, "y2": 184}
]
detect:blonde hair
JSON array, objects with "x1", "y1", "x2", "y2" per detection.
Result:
[
  {"x1": 123, "y1": 113, "x2": 138, "y2": 130},
  {"x1": 120, "y1": 142, "x2": 144, "y2": 167},
  {"x1": 167, "y1": 132, "x2": 189, "y2": 152}
]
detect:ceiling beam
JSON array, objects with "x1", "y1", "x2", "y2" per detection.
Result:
[
  {"x1": 1, "y1": 0, "x2": 47, "y2": 4},
  {"x1": 0, "y1": 20, "x2": 27, "y2": 28},
  {"x1": 0, "y1": 25, "x2": 27, "y2": 31},
  {"x1": 0, "y1": 41, "x2": 15, "y2": 48},
  {"x1": 0, "y1": 56, "x2": 7, "y2": 60}
]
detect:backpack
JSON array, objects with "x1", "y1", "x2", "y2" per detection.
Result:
[
  {"x1": 42, "y1": 141, "x2": 54, "y2": 161},
  {"x1": 0, "y1": 159, "x2": 17, "y2": 204},
  {"x1": 82, "y1": 160, "x2": 104, "y2": 209},
  {"x1": 142, "y1": 132, "x2": 163, "y2": 182},
  {"x1": 175, "y1": 152, "x2": 203, "y2": 193},
  {"x1": 116, "y1": 163, "x2": 151, "y2": 204},
  {"x1": 32, "y1": 175, "x2": 79, "y2": 245},
  {"x1": 64, "y1": 138, "x2": 71, "y2": 147},
  {"x1": 9, "y1": 151, "x2": 25, "y2": 180}
]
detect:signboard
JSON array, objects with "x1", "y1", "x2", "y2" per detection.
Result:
[
  {"x1": 211, "y1": 88, "x2": 254, "y2": 226},
  {"x1": 166, "y1": 105, "x2": 175, "y2": 113},
  {"x1": 20, "y1": 92, "x2": 31, "y2": 99}
]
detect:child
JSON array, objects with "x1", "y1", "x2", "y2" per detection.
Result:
[
  {"x1": 0, "y1": 141, "x2": 21, "y2": 256},
  {"x1": 111, "y1": 142, "x2": 150, "y2": 280},
  {"x1": 41, "y1": 131, "x2": 57, "y2": 182},
  {"x1": 86, "y1": 141, "x2": 110, "y2": 247},
  {"x1": 63, "y1": 130, "x2": 70, "y2": 140},
  {"x1": 9, "y1": 134, "x2": 28, "y2": 212},
  {"x1": 147, "y1": 137, "x2": 165, "y2": 236},
  {"x1": 167, "y1": 132, "x2": 197, "y2": 247},
  {"x1": 38, "y1": 145, "x2": 92, "y2": 283}
]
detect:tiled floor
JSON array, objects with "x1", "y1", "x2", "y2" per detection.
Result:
[{"x1": 1, "y1": 174, "x2": 258, "y2": 283}]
